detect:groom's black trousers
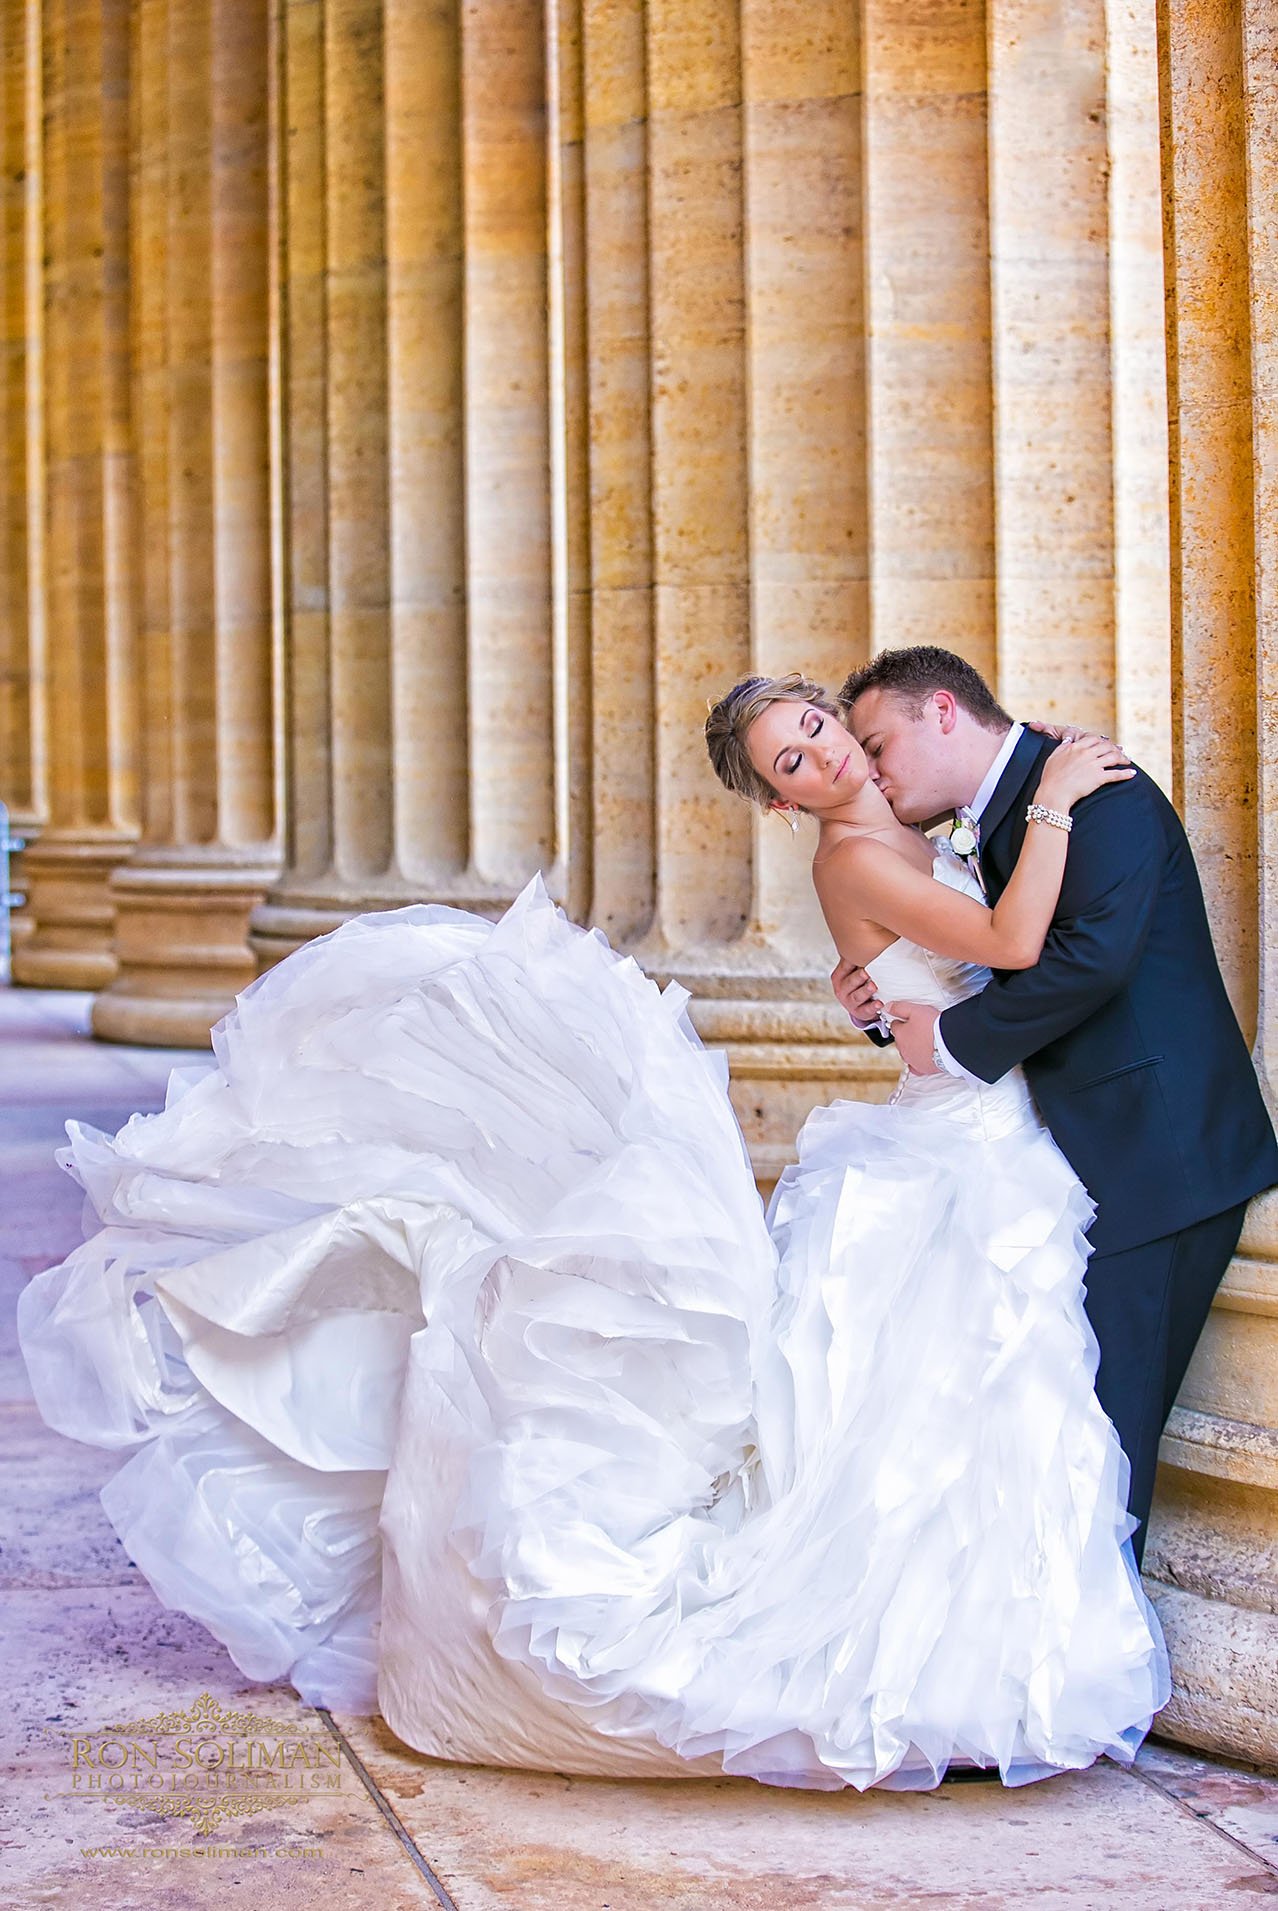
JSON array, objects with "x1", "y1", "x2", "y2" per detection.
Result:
[{"x1": 1082, "y1": 1201, "x2": 1249, "y2": 1569}]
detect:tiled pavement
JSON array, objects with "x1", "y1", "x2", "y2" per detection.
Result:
[{"x1": 2, "y1": 983, "x2": 1277, "y2": 1909}]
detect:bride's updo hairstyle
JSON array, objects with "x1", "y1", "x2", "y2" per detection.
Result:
[{"x1": 705, "y1": 673, "x2": 839, "y2": 810}]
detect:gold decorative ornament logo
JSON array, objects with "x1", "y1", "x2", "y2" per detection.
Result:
[{"x1": 45, "y1": 1691, "x2": 347, "y2": 1837}]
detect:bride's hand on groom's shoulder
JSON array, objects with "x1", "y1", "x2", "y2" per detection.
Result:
[
  {"x1": 1028, "y1": 718, "x2": 1128, "y2": 752},
  {"x1": 1034, "y1": 731, "x2": 1135, "y2": 813}
]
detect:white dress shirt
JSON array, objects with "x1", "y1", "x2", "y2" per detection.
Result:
[{"x1": 932, "y1": 723, "x2": 1024, "y2": 1081}]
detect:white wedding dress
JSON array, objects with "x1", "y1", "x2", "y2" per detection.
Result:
[{"x1": 18, "y1": 841, "x2": 1168, "y2": 1790}]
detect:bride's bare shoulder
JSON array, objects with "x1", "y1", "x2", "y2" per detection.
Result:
[{"x1": 812, "y1": 832, "x2": 931, "y2": 894}]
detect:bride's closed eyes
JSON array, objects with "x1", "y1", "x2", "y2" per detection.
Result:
[{"x1": 777, "y1": 711, "x2": 823, "y2": 777}]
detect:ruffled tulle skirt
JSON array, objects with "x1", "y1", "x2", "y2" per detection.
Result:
[{"x1": 17, "y1": 878, "x2": 1168, "y2": 1789}]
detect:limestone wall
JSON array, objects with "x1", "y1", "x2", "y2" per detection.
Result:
[
  {"x1": 0, "y1": 0, "x2": 1272, "y2": 1766},
  {"x1": 7, "y1": 0, "x2": 140, "y2": 987},
  {"x1": 1139, "y1": 0, "x2": 1278, "y2": 1769}
]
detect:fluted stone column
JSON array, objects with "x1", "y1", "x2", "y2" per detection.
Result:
[
  {"x1": 11, "y1": 0, "x2": 139, "y2": 988},
  {"x1": 1107, "y1": 0, "x2": 1174, "y2": 783},
  {"x1": 577, "y1": 0, "x2": 654, "y2": 951},
  {"x1": 627, "y1": 0, "x2": 896, "y2": 1170},
  {"x1": 0, "y1": 0, "x2": 45, "y2": 963},
  {"x1": 1141, "y1": 0, "x2": 1278, "y2": 1769},
  {"x1": 90, "y1": 0, "x2": 279, "y2": 1046},
  {"x1": 988, "y1": 2, "x2": 1120, "y2": 729},
  {"x1": 553, "y1": 0, "x2": 897, "y2": 1174},
  {"x1": 862, "y1": 0, "x2": 994, "y2": 676},
  {"x1": 251, "y1": 0, "x2": 419, "y2": 960},
  {"x1": 856, "y1": 0, "x2": 1170, "y2": 777},
  {"x1": 251, "y1": 0, "x2": 567, "y2": 966}
]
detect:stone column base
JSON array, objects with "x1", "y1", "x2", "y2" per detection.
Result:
[
  {"x1": 91, "y1": 855, "x2": 278, "y2": 1047},
  {"x1": 248, "y1": 877, "x2": 518, "y2": 972},
  {"x1": 685, "y1": 997, "x2": 902, "y2": 1189},
  {"x1": 249, "y1": 897, "x2": 370, "y2": 972},
  {"x1": 8, "y1": 909, "x2": 34, "y2": 956},
  {"x1": 10, "y1": 834, "x2": 135, "y2": 989},
  {"x1": 633, "y1": 942, "x2": 907, "y2": 1190},
  {"x1": 1141, "y1": 1200, "x2": 1278, "y2": 1769},
  {"x1": 4, "y1": 820, "x2": 40, "y2": 961},
  {"x1": 1144, "y1": 1360, "x2": 1278, "y2": 1771},
  {"x1": 1145, "y1": 1579, "x2": 1278, "y2": 1774}
]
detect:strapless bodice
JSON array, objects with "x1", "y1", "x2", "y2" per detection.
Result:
[
  {"x1": 865, "y1": 837, "x2": 1040, "y2": 1137},
  {"x1": 865, "y1": 838, "x2": 994, "y2": 1012}
]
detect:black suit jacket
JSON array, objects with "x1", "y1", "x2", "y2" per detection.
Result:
[{"x1": 935, "y1": 729, "x2": 1278, "y2": 1255}]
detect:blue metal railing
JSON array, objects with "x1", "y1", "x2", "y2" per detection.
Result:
[{"x1": 0, "y1": 801, "x2": 26, "y2": 981}]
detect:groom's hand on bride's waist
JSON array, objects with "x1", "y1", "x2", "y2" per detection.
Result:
[
  {"x1": 888, "y1": 1002, "x2": 942, "y2": 1075},
  {"x1": 831, "y1": 964, "x2": 943, "y2": 1073}
]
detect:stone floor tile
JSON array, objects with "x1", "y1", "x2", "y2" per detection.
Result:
[
  {"x1": 0, "y1": 1587, "x2": 439, "y2": 1909},
  {"x1": 0, "y1": 1106, "x2": 141, "y2": 1151},
  {"x1": 0, "y1": 1047, "x2": 191, "y2": 1107},
  {"x1": 0, "y1": 1265, "x2": 32, "y2": 1404},
  {"x1": 0, "y1": 1404, "x2": 141, "y2": 1588},
  {"x1": 0, "y1": 1162, "x2": 92, "y2": 1262},
  {"x1": 0, "y1": 1134, "x2": 109, "y2": 1405},
  {"x1": 1137, "y1": 1736, "x2": 1278, "y2": 1872},
  {"x1": 0, "y1": 990, "x2": 94, "y2": 1039},
  {"x1": 332, "y1": 1713, "x2": 1278, "y2": 1910}
]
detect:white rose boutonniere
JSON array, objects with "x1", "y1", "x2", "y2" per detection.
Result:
[{"x1": 950, "y1": 822, "x2": 978, "y2": 858}]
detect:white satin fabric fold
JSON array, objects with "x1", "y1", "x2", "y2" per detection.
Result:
[{"x1": 18, "y1": 861, "x2": 1168, "y2": 1787}]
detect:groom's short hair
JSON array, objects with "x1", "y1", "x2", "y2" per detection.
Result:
[{"x1": 839, "y1": 646, "x2": 1012, "y2": 732}]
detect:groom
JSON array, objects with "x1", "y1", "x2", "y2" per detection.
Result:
[{"x1": 836, "y1": 645, "x2": 1278, "y2": 1568}]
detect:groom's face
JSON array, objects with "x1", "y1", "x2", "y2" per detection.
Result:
[{"x1": 847, "y1": 688, "x2": 960, "y2": 825}]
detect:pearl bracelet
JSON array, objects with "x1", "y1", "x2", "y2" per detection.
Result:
[{"x1": 1025, "y1": 802, "x2": 1073, "y2": 833}]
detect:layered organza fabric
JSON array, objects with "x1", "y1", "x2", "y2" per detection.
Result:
[{"x1": 18, "y1": 857, "x2": 1169, "y2": 1789}]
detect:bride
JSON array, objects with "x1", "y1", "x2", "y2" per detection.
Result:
[{"x1": 18, "y1": 672, "x2": 1169, "y2": 1792}]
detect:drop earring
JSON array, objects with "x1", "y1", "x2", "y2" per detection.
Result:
[{"x1": 781, "y1": 808, "x2": 800, "y2": 835}]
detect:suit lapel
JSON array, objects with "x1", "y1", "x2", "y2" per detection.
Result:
[
  {"x1": 978, "y1": 728, "x2": 1051, "y2": 842},
  {"x1": 977, "y1": 729, "x2": 1053, "y2": 875}
]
